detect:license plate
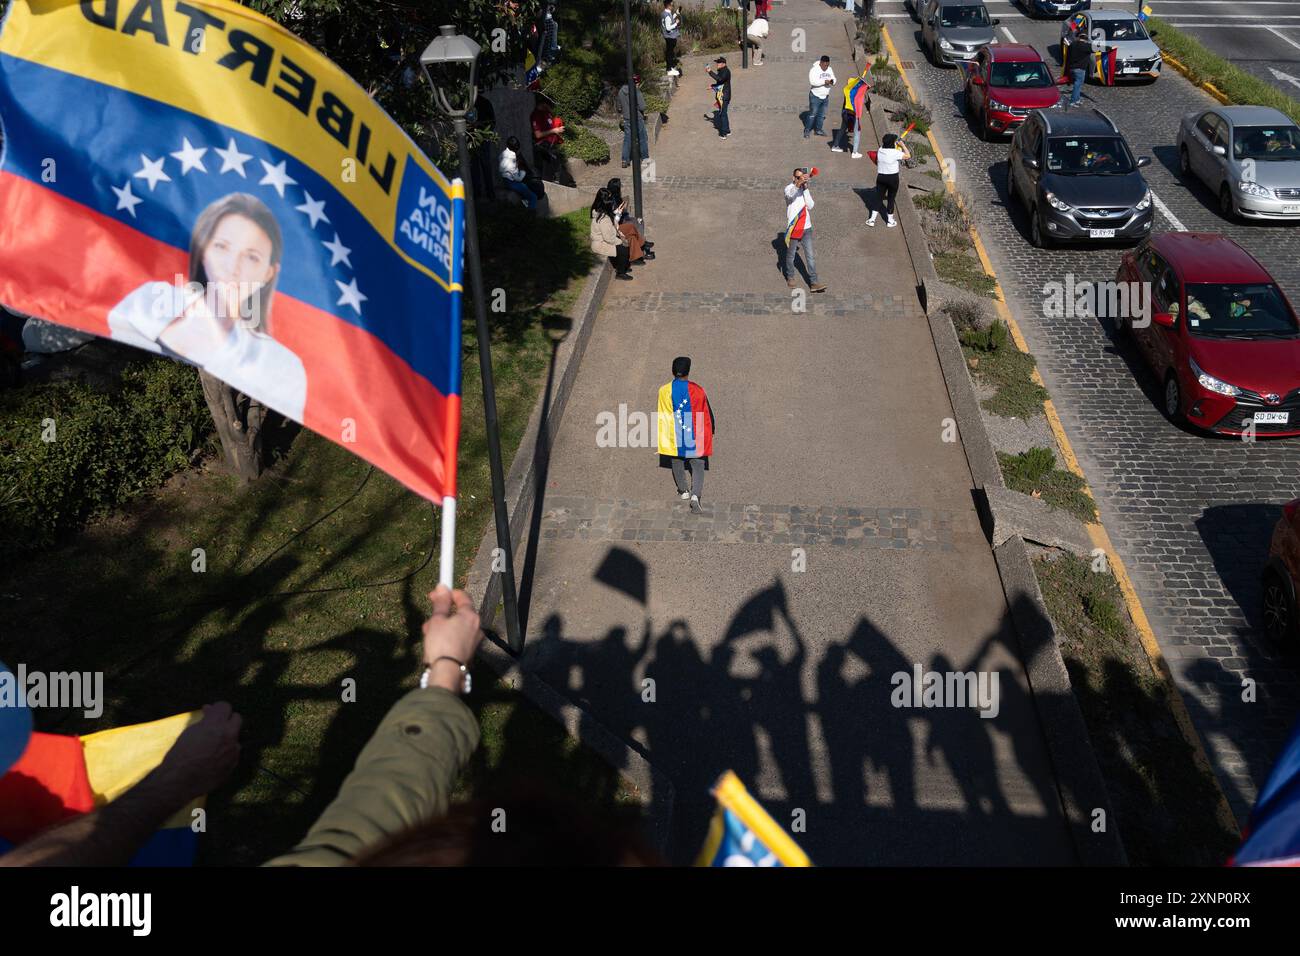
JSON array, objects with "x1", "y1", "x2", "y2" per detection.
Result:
[
  {"x1": 1122, "y1": 66, "x2": 1140, "y2": 74},
  {"x1": 1282, "y1": 204, "x2": 1300, "y2": 214},
  {"x1": 1089, "y1": 228, "x2": 1116, "y2": 239},
  {"x1": 1253, "y1": 412, "x2": 1289, "y2": 424}
]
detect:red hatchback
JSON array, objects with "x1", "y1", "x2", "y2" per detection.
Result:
[
  {"x1": 962, "y1": 44, "x2": 1066, "y2": 140},
  {"x1": 1116, "y1": 233, "x2": 1300, "y2": 437}
]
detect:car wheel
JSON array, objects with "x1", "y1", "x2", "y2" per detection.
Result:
[
  {"x1": 1030, "y1": 207, "x2": 1050, "y2": 248},
  {"x1": 1178, "y1": 145, "x2": 1192, "y2": 179},
  {"x1": 1262, "y1": 570, "x2": 1295, "y2": 646},
  {"x1": 1219, "y1": 185, "x2": 1238, "y2": 221},
  {"x1": 1163, "y1": 371, "x2": 1184, "y2": 424}
]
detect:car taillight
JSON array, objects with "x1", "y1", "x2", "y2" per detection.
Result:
[{"x1": 1284, "y1": 499, "x2": 1300, "y2": 523}]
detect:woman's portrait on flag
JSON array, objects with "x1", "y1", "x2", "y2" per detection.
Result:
[{"x1": 108, "y1": 192, "x2": 308, "y2": 421}]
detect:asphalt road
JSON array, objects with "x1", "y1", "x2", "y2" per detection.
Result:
[
  {"x1": 870, "y1": 0, "x2": 1300, "y2": 99},
  {"x1": 885, "y1": 3, "x2": 1300, "y2": 822}
]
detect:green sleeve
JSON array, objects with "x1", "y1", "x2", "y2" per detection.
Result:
[{"x1": 264, "y1": 687, "x2": 480, "y2": 866}]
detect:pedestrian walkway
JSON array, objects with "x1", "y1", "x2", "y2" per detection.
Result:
[{"x1": 514, "y1": 0, "x2": 1078, "y2": 864}]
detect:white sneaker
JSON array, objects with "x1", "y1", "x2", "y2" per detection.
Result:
[
  {"x1": 667, "y1": 68, "x2": 680, "y2": 77},
  {"x1": 887, "y1": 215, "x2": 897, "y2": 228},
  {"x1": 690, "y1": 495, "x2": 702, "y2": 514},
  {"x1": 865, "y1": 214, "x2": 877, "y2": 227},
  {"x1": 830, "y1": 146, "x2": 844, "y2": 152},
  {"x1": 851, "y1": 152, "x2": 864, "y2": 158},
  {"x1": 679, "y1": 491, "x2": 691, "y2": 500}
]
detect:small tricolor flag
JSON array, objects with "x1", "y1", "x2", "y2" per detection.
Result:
[
  {"x1": 0, "y1": 712, "x2": 205, "y2": 865},
  {"x1": 1138, "y1": 4, "x2": 1153, "y2": 23},
  {"x1": 695, "y1": 771, "x2": 811, "y2": 867}
]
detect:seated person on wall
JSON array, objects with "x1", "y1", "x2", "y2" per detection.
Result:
[
  {"x1": 498, "y1": 136, "x2": 545, "y2": 211},
  {"x1": 529, "y1": 95, "x2": 572, "y2": 186}
]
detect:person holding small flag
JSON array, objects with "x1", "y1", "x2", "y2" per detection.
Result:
[
  {"x1": 831, "y1": 67, "x2": 871, "y2": 157},
  {"x1": 784, "y1": 168, "x2": 826, "y2": 291},
  {"x1": 865, "y1": 132, "x2": 910, "y2": 228}
]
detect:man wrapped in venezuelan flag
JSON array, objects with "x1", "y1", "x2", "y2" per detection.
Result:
[{"x1": 658, "y1": 355, "x2": 715, "y2": 515}]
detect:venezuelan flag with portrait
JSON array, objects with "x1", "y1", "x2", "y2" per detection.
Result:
[
  {"x1": 0, "y1": 712, "x2": 205, "y2": 865},
  {"x1": 695, "y1": 771, "x2": 811, "y2": 867},
  {"x1": 0, "y1": 0, "x2": 464, "y2": 504}
]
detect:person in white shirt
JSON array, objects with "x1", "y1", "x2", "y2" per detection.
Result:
[
  {"x1": 498, "y1": 136, "x2": 541, "y2": 210},
  {"x1": 866, "y1": 133, "x2": 911, "y2": 228},
  {"x1": 662, "y1": 1, "x2": 681, "y2": 76},
  {"x1": 783, "y1": 168, "x2": 826, "y2": 292},
  {"x1": 805, "y1": 56, "x2": 836, "y2": 139},
  {"x1": 109, "y1": 193, "x2": 307, "y2": 422},
  {"x1": 745, "y1": 15, "x2": 769, "y2": 66}
]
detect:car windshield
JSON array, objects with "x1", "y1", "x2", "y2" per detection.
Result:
[
  {"x1": 1232, "y1": 125, "x2": 1300, "y2": 161},
  {"x1": 989, "y1": 62, "x2": 1054, "y2": 88},
  {"x1": 941, "y1": 5, "x2": 990, "y2": 27},
  {"x1": 1045, "y1": 136, "x2": 1136, "y2": 174},
  {"x1": 1097, "y1": 18, "x2": 1149, "y2": 41},
  {"x1": 1184, "y1": 283, "x2": 1298, "y2": 338}
]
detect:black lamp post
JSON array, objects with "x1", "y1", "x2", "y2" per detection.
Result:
[
  {"x1": 421, "y1": 25, "x2": 524, "y2": 654},
  {"x1": 621, "y1": 0, "x2": 643, "y2": 221}
]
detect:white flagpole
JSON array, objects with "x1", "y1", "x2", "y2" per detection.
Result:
[{"x1": 438, "y1": 496, "x2": 456, "y2": 589}]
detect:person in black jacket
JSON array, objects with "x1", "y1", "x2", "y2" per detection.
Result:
[
  {"x1": 1064, "y1": 25, "x2": 1094, "y2": 108},
  {"x1": 707, "y1": 57, "x2": 732, "y2": 138}
]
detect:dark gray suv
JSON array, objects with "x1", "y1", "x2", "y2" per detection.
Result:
[{"x1": 1006, "y1": 108, "x2": 1154, "y2": 247}]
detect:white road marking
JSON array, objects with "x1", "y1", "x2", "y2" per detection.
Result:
[
  {"x1": 1267, "y1": 26, "x2": 1300, "y2": 52},
  {"x1": 1001, "y1": 25, "x2": 1019, "y2": 43},
  {"x1": 1150, "y1": 190, "x2": 1188, "y2": 233},
  {"x1": 1268, "y1": 66, "x2": 1300, "y2": 91}
]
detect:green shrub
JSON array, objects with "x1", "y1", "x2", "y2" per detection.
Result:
[
  {"x1": 870, "y1": 73, "x2": 909, "y2": 103},
  {"x1": 558, "y1": 123, "x2": 611, "y2": 165},
  {"x1": 679, "y1": 6, "x2": 740, "y2": 54},
  {"x1": 916, "y1": 189, "x2": 945, "y2": 212},
  {"x1": 857, "y1": 17, "x2": 884, "y2": 55},
  {"x1": 541, "y1": 48, "x2": 606, "y2": 119},
  {"x1": 871, "y1": 55, "x2": 898, "y2": 77},
  {"x1": 961, "y1": 317, "x2": 1009, "y2": 354},
  {"x1": 944, "y1": 298, "x2": 989, "y2": 335},
  {"x1": 0, "y1": 359, "x2": 212, "y2": 553},
  {"x1": 643, "y1": 93, "x2": 670, "y2": 116},
  {"x1": 998, "y1": 449, "x2": 1098, "y2": 523},
  {"x1": 895, "y1": 101, "x2": 933, "y2": 134}
]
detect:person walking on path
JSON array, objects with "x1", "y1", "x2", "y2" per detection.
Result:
[
  {"x1": 831, "y1": 67, "x2": 870, "y2": 157},
  {"x1": 1063, "y1": 23, "x2": 1093, "y2": 108},
  {"x1": 662, "y1": 1, "x2": 681, "y2": 77},
  {"x1": 658, "y1": 356, "x2": 715, "y2": 515},
  {"x1": 618, "y1": 75, "x2": 650, "y2": 168},
  {"x1": 591, "y1": 187, "x2": 635, "y2": 281},
  {"x1": 865, "y1": 133, "x2": 910, "y2": 228},
  {"x1": 784, "y1": 168, "x2": 827, "y2": 292},
  {"x1": 804, "y1": 56, "x2": 836, "y2": 139},
  {"x1": 745, "y1": 13, "x2": 768, "y2": 66},
  {"x1": 707, "y1": 56, "x2": 732, "y2": 138}
]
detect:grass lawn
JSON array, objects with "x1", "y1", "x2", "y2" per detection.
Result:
[
  {"x1": 997, "y1": 448, "x2": 1097, "y2": 524},
  {"x1": 1035, "y1": 553, "x2": 1240, "y2": 865},
  {"x1": 0, "y1": 205, "x2": 642, "y2": 865}
]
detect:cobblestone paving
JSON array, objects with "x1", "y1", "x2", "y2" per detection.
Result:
[
  {"x1": 539, "y1": 495, "x2": 954, "y2": 550},
  {"x1": 648, "y1": 176, "x2": 870, "y2": 191},
  {"x1": 896, "y1": 15, "x2": 1300, "y2": 819},
  {"x1": 605, "y1": 290, "x2": 917, "y2": 316}
]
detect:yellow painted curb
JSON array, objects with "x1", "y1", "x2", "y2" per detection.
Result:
[
  {"x1": 881, "y1": 24, "x2": 1240, "y2": 837},
  {"x1": 1161, "y1": 52, "x2": 1231, "y2": 105}
]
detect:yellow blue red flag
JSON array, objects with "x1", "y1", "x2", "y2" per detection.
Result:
[
  {"x1": 695, "y1": 771, "x2": 812, "y2": 867},
  {"x1": 0, "y1": 0, "x2": 464, "y2": 503}
]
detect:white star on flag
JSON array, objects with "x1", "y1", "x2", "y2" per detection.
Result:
[
  {"x1": 170, "y1": 137, "x2": 208, "y2": 175},
  {"x1": 112, "y1": 181, "x2": 143, "y2": 218},
  {"x1": 133, "y1": 154, "x2": 172, "y2": 192},
  {"x1": 335, "y1": 277, "x2": 367, "y2": 315},
  {"x1": 258, "y1": 158, "x2": 297, "y2": 198},
  {"x1": 322, "y1": 232, "x2": 352, "y2": 268},
  {"x1": 214, "y1": 138, "x2": 252, "y2": 177},
  {"x1": 295, "y1": 191, "x2": 330, "y2": 229}
]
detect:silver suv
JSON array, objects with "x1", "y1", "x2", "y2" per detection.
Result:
[{"x1": 921, "y1": 0, "x2": 999, "y2": 67}]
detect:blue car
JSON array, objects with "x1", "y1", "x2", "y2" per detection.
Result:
[{"x1": 1021, "y1": 0, "x2": 1090, "y2": 18}]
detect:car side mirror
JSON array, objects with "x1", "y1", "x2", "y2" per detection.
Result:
[
  {"x1": 1153, "y1": 311, "x2": 1175, "y2": 328},
  {"x1": 1137, "y1": 156, "x2": 1151, "y2": 167},
  {"x1": 1025, "y1": 156, "x2": 1040, "y2": 169}
]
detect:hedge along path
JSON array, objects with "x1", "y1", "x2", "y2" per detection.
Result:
[{"x1": 879, "y1": 23, "x2": 1241, "y2": 839}]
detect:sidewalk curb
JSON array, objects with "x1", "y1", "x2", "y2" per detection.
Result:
[
  {"x1": 461, "y1": 258, "x2": 678, "y2": 856},
  {"x1": 871, "y1": 24, "x2": 1129, "y2": 865},
  {"x1": 879, "y1": 23, "x2": 1240, "y2": 841}
]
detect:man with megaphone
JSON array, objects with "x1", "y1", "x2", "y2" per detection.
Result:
[{"x1": 783, "y1": 167, "x2": 826, "y2": 293}]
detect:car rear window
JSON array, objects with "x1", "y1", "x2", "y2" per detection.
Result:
[{"x1": 1184, "y1": 283, "x2": 1298, "y2": 338}]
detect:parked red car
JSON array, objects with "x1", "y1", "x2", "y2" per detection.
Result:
[
  {"x1": 1116, "y1": 233, "x2": 1300, "y2": 437},
  {"x1": 962, "y1": 43, "x2": 1066, "y2": 141},
  {"x1": 1263, "y1": 499, "x2": 1300, "y2": 646}
]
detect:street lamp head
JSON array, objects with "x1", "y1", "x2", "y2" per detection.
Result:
[{"x1": 420, "y1": 24, "x2": 482, "y2": 118}]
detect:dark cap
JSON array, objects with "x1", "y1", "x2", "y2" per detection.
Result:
[{"x1": 672, "y1": 356, "x2": 691, "y2": 377}]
